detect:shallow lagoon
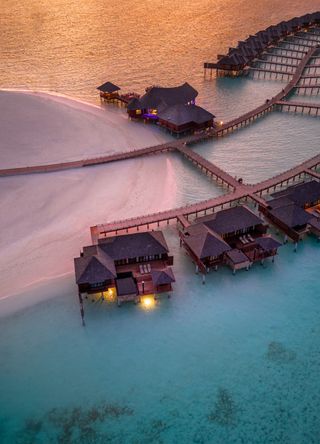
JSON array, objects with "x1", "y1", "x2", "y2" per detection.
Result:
[
  {"x1": 1, "y1": 1, "x2": 320, "y2": 441},
  {"x1": 1, "y1": 229, "x2": 320, "y2": 443},
  {"x1": 192, "y1": 111, "x2": 320, "y2": 183}
]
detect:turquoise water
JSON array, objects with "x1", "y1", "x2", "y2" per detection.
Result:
[
  {"x1": 1, "y1": 230, "x2": 320, "y2": 443},
  {"x1": 1, "y1": 1, "x2": 320, "y2": 443}
]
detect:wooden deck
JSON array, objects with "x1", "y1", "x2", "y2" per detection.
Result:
[
  {"x1": 1, "y1": 32, "x2": 320, "y2": 242},
  {"x1": 276, "y1": 100, "x2": 320, "y2": 117},
  {"x1": 176, "y1": 144, "x2": 240, "y2": 189},
  {"x1": 92, "y1": 151, "x2": 320, "y2": 240},
  {"x1": 0, "y1": 45, "x2": 317, "y2": 179}
]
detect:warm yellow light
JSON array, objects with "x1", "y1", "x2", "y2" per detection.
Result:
[
  {"x1": 140, "y1": 295, "x2": 156, "y2": 310},
  {"x1": 103, "y1": 287, "x2": 117, "y2": 302}
]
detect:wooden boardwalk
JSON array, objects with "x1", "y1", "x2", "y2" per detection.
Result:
[
  {"x1": 91, "y1": 45, "x2": 320, "y2": 238},
  {"x1": 0, "y1": 30, "x2": 316, "y2": 240},
  {"x1": 276, "y1": 100, "x2": 320, "y2": 114},
  {"x1": 92, "y1": 152, "x2": 320, "y2": 239},
  {"x1": 0, "y1": 142, "x2": 177, "y2": 177},
  {"x1": 0, "y1": 46, "x2": 317, "y2": 179},
  {"x1": 176, "y1": 144, "x2": 240, "y2": 189}
]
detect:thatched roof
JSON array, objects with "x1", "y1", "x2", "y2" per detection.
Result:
[
  {"x1": 157, "y1": 104, "x2": 214, "y2": 126},
  {"x1": 197, "y1": 205, "x2": 264, "y2": 236},
  {"x1": 151, "y1": 268, "x2": 175, "y2": 286},
  {"x1": 272, "y1": 180, "x2": 320, "y2": 207},
  {"x1": 97, "y1": 82, "x2": 120, "y2": 93},
  {"x1": 115, "y1": 277, "x2": 138, "y2": 297},
  {"x1": 127, "y1": 97, "x2": 141, "y2": 111},
  {"x1": 183, "y1": 224, "x2": 231, "y2": 260},
  {"x1": 98, "y1": 231, "x2": 169, "y2": 260},
  {"x1": 226, "y1": 249, "x2": 250, "y2": 264},
  {"x1": 255, "y1": 236, "x2": 282, "y2": 251},
  {"x1": 74, "y1": 247, "x2": 116, "y2": 285},
  {"x1": 137, "y1": 82, "x2": 198, "y2": 109},
  {"x1": 269, "y1": 204, "x2": 313, "y2": 229}
]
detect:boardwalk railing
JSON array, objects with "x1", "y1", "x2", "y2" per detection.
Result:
[{"x1": 0, "y1": 43, "x2": 318, "y2": 179}]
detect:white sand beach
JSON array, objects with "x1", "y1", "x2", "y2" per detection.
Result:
[
  {"x1": 0, "y1": 90, "x2": 220, "y2": 303},
  {"x1": 0, "y1": 90, "x2": 171, "y2": 168}
]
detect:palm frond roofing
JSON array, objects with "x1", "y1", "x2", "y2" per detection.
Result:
[
  {"x1": 183, "y1": 224, "x2": 231, "y2": 259},
  {"x1": 151, "y1": 268, "x2": 175, "y2": 286},
  {"x1": 74, "y1": 248, "x2": 116, "y2": 285},
  {"x1": 128, "y1": 82, "x2": 198, "y2": 110},
  {"x1": 271, "y1": 180, "x2": 320, "y2": 207},
  {"x1": 198, "y1": 205, "x2": 264, "y2": 236},
  {"x1": 97, "y1": 82, "x2": 120, "y2": 93},
  {"x1": 97, "y1": 231, "x2": 169, "y2": 260},
  {"x1": 157, "y1": 104, "x2": 214, "y2": 126},
  {"x1": 269, "y1": 204, "x2": 313, "y2": 228}
]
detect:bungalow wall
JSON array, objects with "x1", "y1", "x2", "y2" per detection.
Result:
[
  {"x1": 78, "y1": 279, "x2": 114, "y2": 294},
  {"x1": 221, "y1": 223, "x2": 268, "y2": 246},
  {"x1": 158, "y1": 118, "x2": 214, "y2": 135},
  {"x1": 114, "y1": 253, "x2": 171, "y2": 266},
  {"x1": 155, "y1": 283, "x2": 173, "y2": 294},
  {"x1": 259, "y1": 207, "x2": 306, "y2": 242}
]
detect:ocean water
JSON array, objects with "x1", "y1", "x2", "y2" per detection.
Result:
[
  {"x1": 1, "y1": 231, "x2": 320, "y2": 444},
  {"x1": 192, "y1": 111, "x2": 320, "y2": 184},
  {"x1": 1, "y1": 1, "x2": 320, "y2": 443}
]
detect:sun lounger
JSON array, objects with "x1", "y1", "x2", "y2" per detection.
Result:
[
  {"x1": 139, "y1": 264, "x2": 144, "y2": 274},
  {"x1": 147, "y1": 264, "x2": 151, "y2": 272},
  {"x1": 143, "y1": 264, "x2": 149, "y2": 274},
  {"x1": 248, "y1": 234, "x2": 254, "y2": 242}
]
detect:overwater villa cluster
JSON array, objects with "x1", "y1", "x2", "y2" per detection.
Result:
[
  {"x1": 68, "y1": 11, "x2": 320, "y2": 324},
  {"x1": 74, "y1": 180, "x2": 320, "y2": 323},
  {"x1": 179, "y1": 205, "x2": 282, "y2": 281},
  {"x1": 74, "y1": 232, "x2": 175, "y2": 311},
  {"x1": 97, "y1": 81, "x2": 215, "y2": 136},
  {"x1": 205, "y1": 11, "x2": 320, "y2": 76},
  {"x1": 260, "y1": 180, "x2": 320, "y2": 244}
]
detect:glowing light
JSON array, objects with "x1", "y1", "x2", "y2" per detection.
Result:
[
  {"x1": 140, "y1": 295, "x2": 156, "y2": 310},
  {"x1": 103, "y1": 287, "x2": 117, "y2": 302}
]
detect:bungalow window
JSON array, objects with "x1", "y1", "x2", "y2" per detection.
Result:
[
  {"x1": 136, "y1": 109, "x2": 142, "y2": 115},
  {"x1": 91, "y1": 282, "x2": 104, "y2": 288}
]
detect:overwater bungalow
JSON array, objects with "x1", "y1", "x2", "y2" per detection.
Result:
[
  {"x1": 97, "y1": 81, "x2": 121, "y2": 101},
  {"x1": 74, "y1": 231, "x2": 175, "y2": 310},
  {"x1": 180, "y1": 223, "x2": 231, "y2": 276},
  {"x1": 180, "y1": 205, "x2": 282, "y2": 278},
  {"x1": 157, "y1": 103, "x2": 215, "y2": 136},
  {"x1": 126, "y1": 82, "x2": 214, "y2": 135},
  {"x1": 205, "y1": 12, "x2": 320, "y2": 77},
  {"x1": 127, "y1": 82, "x2": 197, "y2": 120},
  {"x1": 260, "y1": 180, "x2": 320, "y2": 244}
]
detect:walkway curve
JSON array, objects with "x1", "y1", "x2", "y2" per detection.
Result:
[{"x1": 0, "y1": 43, "x2": 318, "y2": 179}]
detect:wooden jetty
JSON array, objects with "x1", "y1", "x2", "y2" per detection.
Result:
[
  {"x1": 249, "y1": 67, "x2": 293, "y2": 79},
  {"x1": 91, "y1": 149, "x2": 320, "y2": 240},
  {"x1": 0, "y1": 143, "x2": 176, "y2": 177},
  {"x1": 276, "y1": 100, "x2": 320, "y2": 115},
  {"x1": 176, "y1": 144, "x2": 240, "y2": 190},
  {"x1": 0, "y1": 46, "x2": 318, "y2": 179},
  {"x1": 0, "y1": 33, "x2": 318, "y2": 182}
]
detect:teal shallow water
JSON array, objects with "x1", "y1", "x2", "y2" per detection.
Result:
[
  {"x1": 1, "y1": 230, "x2": 320, "y2": 443},
  {"x1": 192, "y1": 111, "x2": 320, "y2": 183},
  {"x1": 1, "y1": 1, "x2": 320, "y2": 442}
]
